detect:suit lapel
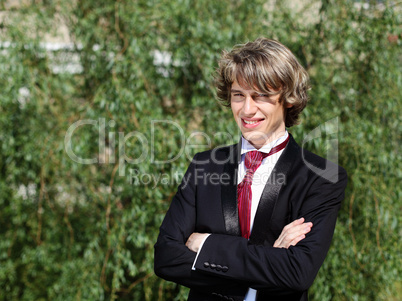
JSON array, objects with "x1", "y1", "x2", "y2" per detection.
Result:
[
  {"x1": 249, "y1": 135, "x2": 299, "y2": 245},
  {"x1": 221, "y1": 142, "x2": 241, "y2": 236}
]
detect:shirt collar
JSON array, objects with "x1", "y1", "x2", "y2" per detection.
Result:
[{"x1": 240, "y1": 130, "x2": 289, "y2": 155}]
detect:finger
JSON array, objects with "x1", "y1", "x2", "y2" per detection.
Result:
[
  {"x1": 281, "y1": 231, "x2": 305, "y2": 244},
  {"x1": 297, "y1": 222, "x2": 313, "y2": 233},
  {"x1": 274, "y1": 236, "x2": 287, "y2": 248},
  {"x1": 274, "y1": 234, "x2": 285, "y2": 247},
  {"x1": 289, "y1": 234, "x2": 306, "y2": 247},
  {"x1": 291, "y1": 217, "x2": 305, "y2": 225},
  {"x1": 274, "y1": 230, "x2": 289, "y2": 247},
  {"x1": 275, "y1": 232, "x2": 306, "y2": 248},
  {"x1": 275, "y1": 222, "x2": 313, "y2": 248},
  {"x1": 289, "y1": 225, "x2": 313, "y2": 245},
  {"x1": 283, "y1": 222, "x2": 312, "y2": 236},
  {"x1": 274, "y1": 220, "x2": 313, "y2": 248},
  {"x1": 281, "y1": 224, "x2": 312, "y2": 243}
]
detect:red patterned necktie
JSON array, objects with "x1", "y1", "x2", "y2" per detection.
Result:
[{"x1": 237, "y1": 136, "x2": 289, "y2": 239}]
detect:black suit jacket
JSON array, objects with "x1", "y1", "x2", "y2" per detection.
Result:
[{"x1": 154, "y1": 135, "x2": 347, "y2": 301}]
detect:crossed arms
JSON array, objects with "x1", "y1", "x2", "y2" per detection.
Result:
[
  {"x1": 154, "y1": 154, "x2": 347, "y2": 296},
  {"x1": 186, "y1": 217, "x2": 312, "y2": 253}
]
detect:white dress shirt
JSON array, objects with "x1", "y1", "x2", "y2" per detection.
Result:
[{"x1": 239, "y1": 131, "x2": 288, "y2": 301}]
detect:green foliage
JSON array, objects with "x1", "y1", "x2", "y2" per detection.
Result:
[{"x1": 0, "y1": 0, "x2": 400, "y2": 300}]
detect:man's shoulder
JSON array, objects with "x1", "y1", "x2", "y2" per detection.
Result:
[
  {"x1": 194, "y1": 143, "x2": 238, "y2": 161},
  {"x1": 193, "y1": 144, "x2": 238, "y2": 165}
]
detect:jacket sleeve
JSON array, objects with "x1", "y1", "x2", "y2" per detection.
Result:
[
  {"x1": 154, "y1": 153, "x2": 248, "y2": 296},
  {"x1": 193, "y1": 166, "x2": 347, "y2": 293}
]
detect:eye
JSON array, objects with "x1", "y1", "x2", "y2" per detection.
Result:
[{"x1": 231, "y1": 92, "x2": 244, "y2": 98}]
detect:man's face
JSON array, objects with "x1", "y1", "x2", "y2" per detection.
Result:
[{"x1": 230, "y1": 81, "x2": 289, "y2": 149}]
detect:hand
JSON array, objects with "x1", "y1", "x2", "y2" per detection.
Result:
[
  {"x1": 186, "y1": 232, "x2": 210, "y2": 253},
  {"x1": 273, "y1": 217, "x2": 313, "y2": 249}
]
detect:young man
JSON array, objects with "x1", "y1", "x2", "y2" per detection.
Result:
[{"x1": 154, "y1": 38, "x2": 347, "y2": 301}]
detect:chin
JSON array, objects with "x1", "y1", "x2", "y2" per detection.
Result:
[
  {"x1": 243, "y1": 134, "x2": 266, "y2": 146},
  {"x1": 243, "y1": 131, "x2": 266, "y2": 142}
]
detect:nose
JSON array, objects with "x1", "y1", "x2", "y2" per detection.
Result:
[{"x1": 242, "y1": 95, "x2": 257, "y2": 115}]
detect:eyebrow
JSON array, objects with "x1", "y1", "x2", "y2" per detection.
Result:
[{"x1": 231, "y1": 89, "x2": 267, "y2": 96}]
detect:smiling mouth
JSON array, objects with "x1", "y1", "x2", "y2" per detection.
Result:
[
  {"x1": 242, "y1": 118, "x2": 264, "y2": 127},
  {"x1": 243, "y1": 120, "x2": 260, "y2": 125}
]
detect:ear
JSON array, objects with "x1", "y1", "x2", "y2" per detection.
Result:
[{"x1": 285, "y1": 102, "x2": 293, "y2": 108}]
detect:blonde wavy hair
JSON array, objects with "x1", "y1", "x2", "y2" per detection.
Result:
[{"x1": 215, "y1": 38, "x2": 310, "y2": 127}]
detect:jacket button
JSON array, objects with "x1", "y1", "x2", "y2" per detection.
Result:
[
  {"x1": 216, "y1": 264, "x2": 222, "y2": 271},
  {"x1": 222, "y1": 266, "x2": 229, "y2": 272},
  {"x1": 203, "y1": 262, "x2": 210, "y2": 268},
  {"x1": 210, "y1": 263, "x2": 216, "y2": 269}
]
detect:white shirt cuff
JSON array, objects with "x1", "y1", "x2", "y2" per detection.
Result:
[{"x1": 191, "y1": 234, "x2": 211, "y2": 270}]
